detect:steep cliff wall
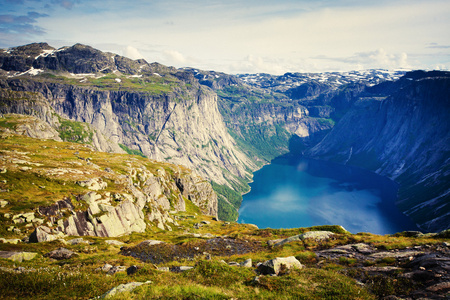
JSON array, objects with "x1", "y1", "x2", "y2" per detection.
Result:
[
  {"x1": 0, "y1": 117, "x2": 218, "y2": 241},
  {"x1": 306, "y1": 71, "x2": 450, "y2": 232}
]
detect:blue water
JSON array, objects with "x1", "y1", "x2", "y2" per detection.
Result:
[{"x1": 237, "y1": 155, "x2": 419, "y2": 234}]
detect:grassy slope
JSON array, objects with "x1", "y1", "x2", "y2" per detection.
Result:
[{"x1": 0, "y1": 114, "x2": 447, "y2": 299}]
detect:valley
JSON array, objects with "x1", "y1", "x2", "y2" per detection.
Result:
[{"x1": 0, "y1": 42, "x2": 449, "y2": 299}]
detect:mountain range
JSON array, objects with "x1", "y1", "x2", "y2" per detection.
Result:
[{"x1": 0, "y1": 42, "x2": 449, "y2": 233}]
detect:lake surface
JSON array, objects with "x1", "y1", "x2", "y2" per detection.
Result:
[{"x1": 237, "y1": 155, "x2": 419, "y2": 234}]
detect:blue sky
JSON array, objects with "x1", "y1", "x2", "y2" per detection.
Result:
[{"x1": 1, "y1": 0, "x2": 449, "y2": 74}]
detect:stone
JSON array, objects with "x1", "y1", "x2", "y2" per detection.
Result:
[
  {"x1": 369, "y1": 251, "x2": 424, "y2": 259},
  {"x1": 258, "y1": 256, "x2": 303, "y2": 275},
  {"x1": 240, "y1": 258, "x2": 252, "y2": 268},
  {"x1": 427, "y1": 282, "x2": 450, "y2": 292},
  {"x1": 170, "y1": 266, "x2": 194, "y2": 272},
  {"x1": 44, "y1": 247, "x2": 77, "y2": 260},
  {"x1": 272, "y1": 231, "x2": 335, "y2": 247},
  {"x1": 99, "y1": 281, "x2": 151, "y2": 299},
  {"x1": 107, "y1": 266, "x2": 127, "y2": 275},
  {"x1": 138, "y1": 240, "x2": 165, "y2": 246},
  {"x1": 127, "y1": 265, "x2": 141, "y2": 275},
  {"x1": 0, "y1": 238, "x2": 21, "y2": 244},
  {"x1": 0, "y1": 200, "x2": 8, "y2": 207},
  {"x1": 0, "y1": 251, "x2": 37, "y2": 262},
  {"x1": 105, "y1": 240, "x2": 125, "y2": 246},
  {"x1": 77, "y1": 178, "x2": 107, "y2": 191},
  {"x1": 200, "y1": 220, "x2": 210, "y2": 225},
  {"x1": 101, "y1": 264, "x2": 113, "y2": 272},
  {"x1": 67, "y1": 238, "x2": 90, "y2": 245},
  {"x1": 29, "y1": 225, "x2": 66, "y2": 243}
]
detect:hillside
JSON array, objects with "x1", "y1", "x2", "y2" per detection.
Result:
[
  {"x1": 0, "y1": 42, "x2": 256, "y2": 221},
  {"x1": 0, "y1": 126, "x2": 448, "y2": 298},
  {"x1": 0, "y1": 43, "x2": 449, "y2": 299}
]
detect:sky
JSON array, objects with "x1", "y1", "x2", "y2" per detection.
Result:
[{"x1": 0, "y1": 0, "x2": 449, "y2": 74}]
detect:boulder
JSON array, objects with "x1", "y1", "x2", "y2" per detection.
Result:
[
  {"x1": 99, "y1": 281, "x2": 152, "y2": 299},
  {"x1": 105, "y1": 240, "x2": 124, "y2": 246},
  {"x1": 77, "y1": 178, "x2": 107, "y2": 190},
  {"x1": 0, "y1": 200, "x2": 8, "y2": 207},
  {"x1": 240, "y1": 258, "x2": 252, "y2": 268},
  {"x1": 0, "y1": 251, "x2": 37, "y2": 262},
  {"x1": 29, "y1": 225, "x2": 66, "y2": 243},
  {"x1": 138, "y1": 240, "x2": 165, "y2": 247},
  {"x1": 0, "y1": 238, "x2": 21, "y2": 244},
  {"x1": 44, "y1": 248, "x2": 77, "y2": 260},
  {"x1": 67, "y1": 238, "x2": 90, "y2": 245},
  {"x1": 127, "y1": 265, "x2": 141, "y2": 275},
  {"x1": 270, "y1": 231, "x2": 335, "y2": 247},
  {"x1": 258, "y1": 256, "x2": 303, "y2": 275},
  {"x1": 107, "y1": 265, "x2": 127, "y2": 275}
]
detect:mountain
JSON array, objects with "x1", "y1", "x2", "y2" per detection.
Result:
[
  {"x1": 305, "y1": 71, "x2": 450, "y2": 232},
  {"x1": 0, "y1": 43, "x2": 256, "y2": 221},
  {"x1": 1, "y1": 42, "x2": 449, "y2": 233}
]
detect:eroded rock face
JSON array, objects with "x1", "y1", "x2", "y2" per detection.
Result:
[{"x1": 29, "y1": 164, "x2": 218, "y2": 241}]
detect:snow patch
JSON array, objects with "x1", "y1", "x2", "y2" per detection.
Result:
[
  {"x1": 34, "y1": 49, "x2": 56, "y2": 59},
  {"x1": 115, "y1": 78, "x2": 121, "y2": 83},
  {"x1": 153, "y1": 73, "x2": 161, "y2": 77}
]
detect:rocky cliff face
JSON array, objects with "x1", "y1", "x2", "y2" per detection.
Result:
[
  {"x1": 0, "y1": 43, "x2": 255, "y2": 194},
  {"x1": 0, "y1": 117, "x2": 218, "y2": 241},
  {"x1": 306, "y1": 71, "x2": 450, "y2": 232}
]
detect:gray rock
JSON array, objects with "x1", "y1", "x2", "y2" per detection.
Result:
[
  {"x1": 99, "y1": 281, "x2": 152, "y2": 299},
  {"x1": 105, "y1": 240, "x2": 124, "y2": 246},
  {"x1": 258, "y1": 256, "x2": 303, "y2": 275},
  {"x1": 29, "y1": 225, "x2": 66, "y2": 243},
  {"x1": 0, "y1": 200, "x2": 8, "y2": 207},
  {"x1": 77, "y1": 178, "x2": 107, "y2": 191},
  {"x1": 100, "y1": 264, "x2": 113, "y2": 272},
  {"x1": 369, "y1": 251, "x2": 424, "y2": 259},
  {"x1": 271, "y1": 231, "x2": 335, "y2": 247},
  {"x1": 67, "y1": 238, "x2": 90, "y2": 245},
  {"x1": 170, "y1": 266, "x2": 194, "y2": 272},
  {"x1": 138, "y1": 240, "x2": 165, "y2": 247},
  {"x1": 240, "y1": 258, "x2": 252, "y2": 268},
  {"x1": 44, "y1": 248, "x2": 77, "y2": 260},
  {"x1": 0, "y1": 238, "x2": 21, "y2": 244},
  {"x1": 107, "y1": 265, "x2": 127, "y2": 275},
  {"x1": 0, "y1": 251, "x2": 37, "y2": 262}
]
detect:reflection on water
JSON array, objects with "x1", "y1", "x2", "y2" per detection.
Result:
[{"x1": 237, "y1": 156, "x2": 418, "y2": 234}]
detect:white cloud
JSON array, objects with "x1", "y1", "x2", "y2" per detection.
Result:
[
  {"x1": 6, "y1": 0, "x2": 449, "y2": 73},
  {"x1": 123, "y1": 46, "x2": 143, "y2": 60},
  {"x1": 163, "y1": 49, "x2": 187, "y2": 64}
]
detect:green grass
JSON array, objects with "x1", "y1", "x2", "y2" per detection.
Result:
[
  {"x1": 58, "y1": 118, "x2": 93, "y2": 144},
  {"x1": 118, "y1": 143, "x2": 147, "y2": 158}
]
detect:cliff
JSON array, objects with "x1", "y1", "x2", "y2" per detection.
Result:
[
  {"x1": 306, "y1": 71, "x2": 450, "y2": 232},
  {"x1": 0, "y1": 43, "x2": 256, "y2": 221},
  {"x1": 0, "y1": 114, "x2": 218, "y2": 240}
]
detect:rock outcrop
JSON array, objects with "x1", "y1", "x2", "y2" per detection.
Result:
[{"x1": 258, "y1": 256, "x2": 303, "y2": 275}]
